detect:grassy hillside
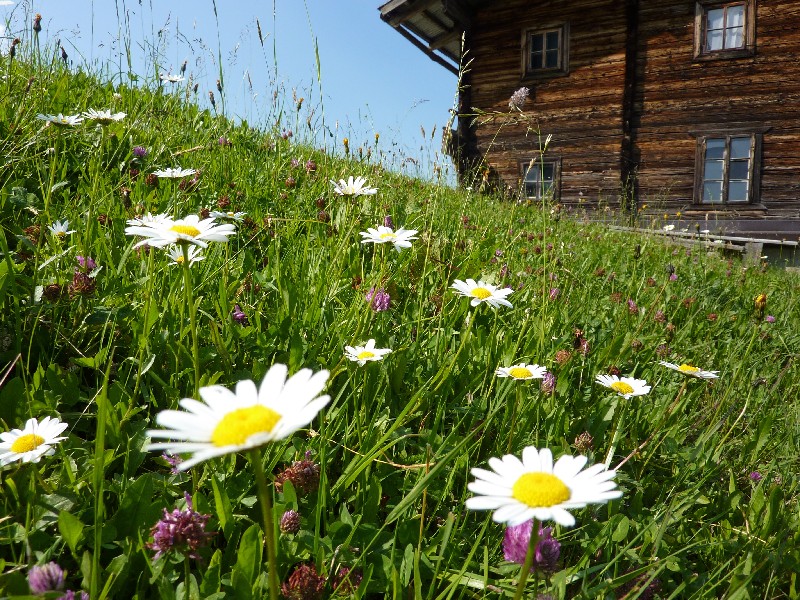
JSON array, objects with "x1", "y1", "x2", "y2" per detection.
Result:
[{"x1": 1, "y1": 39, "x2": 799, "y2": 600}]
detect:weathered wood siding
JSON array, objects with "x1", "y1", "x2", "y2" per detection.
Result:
[{"x1": 468, "y1": 0, "x2": 628, "y2": 201}]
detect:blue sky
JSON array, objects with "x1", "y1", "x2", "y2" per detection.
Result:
[{"x1": 3, "y1": 1, "x2": 458, "y2": 178}]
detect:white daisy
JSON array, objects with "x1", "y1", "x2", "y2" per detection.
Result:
[
  {"x1": 0, "y1": 416, "x2": 68, "y2": 466},
  {"x1": 146, "y1": 364, "x2": 330, "y2": 471},
  {"x1": 36, "y1": 113, "x2": 83, "y2": 127},
  {"x1": 48, "y1": 219, "x2": 75, "y2": 239},
  {"x1": 659, "y1": 361, "x2": 719, "y2": 380},
  {"x1": 209, "y1": 210, "x2": 247, "y2": 222},
  {"x1": 344, "y1": 339, "x2": 392, "y2": 366},
  {"x1": 330, "y1": 176, "x2": 377, "y2": 197},
  {"x1": 125, "y1": 214, "x2": 236, "y2": 249},
  {"x1": 166, "y1": 244, "x2": 204, "y2": 266},
  {"x1": 451, "y1": 278, "x2": 514, "y2": 309},
  {"x1": 359, "y1": 226, "x2": 418, "y2": 252},
  {"x1": 152, "y1": 167, "x2": 196, "y2": 179},
  {"x1": 595, "y1": 374, "x2": 651, "y2": 399},
  {"x1": 465, "y1": 446, "x2": 622, "y2": 527},
  {"x1": 82, "y1": 108, "x2": 126, "y2": 124},
  {"x1": 126, "y1": 212, "x2": 171, "y2": 227},
  {"x1": 662, "y1": 224, "x2": 675, "y2": 231},
  {"x1": 496, "y1": 363, "x2": 547, "y2": 381},
  {"x1": 159, "y1": 73, "x2": 185, "y2": 83}
]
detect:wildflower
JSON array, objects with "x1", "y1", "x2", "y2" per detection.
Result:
[
  {"x1": 627, "y1": 299, "x2": 639, "y2": 315},
  {"x1": 503, "y1": 522, "x2": 560, "y2": 573},
  {"x1": 162, "y1": 453, "x2": 183, "y2": 474},
  {"x1": 132, "y1": 145, "x2": 148, "y2": 158},
  {"x1": 595, "y1": 374, "x2": 651, "y2": 399},
  {"x1": 365, "y1": 287, "x2": 391, "y2": 312},
  {"x1": 549, "y1": 288, "x2": 560, "y2": 300},
  {"x1": 359, "y1": 225, "x2": 418, "y2": 251},
  {"x1": 662, "y1": 224, "x2": 675, "y2": 231},
  {"x1": 76, "y1": 255, "x2": 97, "y2": 271},
  {"x1": 285, "y1": 176, "x2": 296, "y2": 188},
  {"x1": 654, "y1": 310, "x2": 666, "y2": 323},
  {"x1": 280, "y1": 510, "x2": 301, "y2": 534},
  {"x1": 48, "y1": 220, "x2": 76, "y2": 239},
  {"x1": 125, "y1": 214, "x2": 236, "y2": 249},
  {"x1": 344, "y1": 339, "x2": 392, "y2": 366},
  {"x1": 68, "y1": 270, "x2": 96, "y2": 298},
  {"x1": 508, "y1": 87, "x2": 530, "y2": 110},
  {"x1": 383, "y1": 215, "x2": 394, "y2": 229},
  {"x1": 218, "y1": 135, "x2": 231, "y2": 147},
  {"x1": 573, "y1": 432, "x2": 594, "y2": 452},
  {"x1": 496, "y1": 363, "x2": 547, "y2": 381},
  {"x1": 33, "y1": 13, "x2": 42, "y2": 33},
  {"x1": 465, "y1": 446, "x2": 622, "y2": 527},
  {"x1": 655, "y1": 344, "x2": 671, "y2": 357},
  {"x1": 37, "y1": 113, "x2": 83, "y2": 127},
  {"x1": 540, "y1": 371, "x2": 556, "y2": 394},
  {"x1": 82, "y1": 108, "x2": 126, "y2": 124},
  {"x1": 0, "y1": 416, "x2": 68, "y2": 466},
  {"x1": 659, "y1": 361, "x2": 718, "y2": 379},
  {"x1": 669, "y1": 273, "x2": 678, "y2": 282},
  {"x1": 42, "y1": 283, "x2": 65, "y2": 302},
  {"x1": 166, "y1": 245, "x2": 204, "y2": 266},
  {"x1": 451, "y1": 278, "x2": 514, "y2": 309},
  {"x1": 765, "y1": 315, "x2": 776, "y2": 323},
  {"x1": 148, "y1": 492, "x2": 213, "y2": 560},
  {"x1": 754, "y1": 293, "x2": 767, "y2": 317},
  {"x1": 159, "y1": 73, "x2": 184, "y2": 83},
  {"x1": 152, "y1": 167, "x2": 196, "y2": 179},
  {"x1": 28, "y1": 562, "x2": 65, "y2": 594},
  {"x1": 333, "y1": 566, "x2": 363, "y2": 594},
  {"x1": 209, "y1": 210, "x2": 247, "y2": 222},
  {"x1": 305, "y1": 159, "x2": 317, "y2": 173},
  {"x1": 749, "y1": 471, "x2": 763, "y2": 482},
  {"x1": 281, "y1": 563, "x2": 326, "y2": 600},
  {"x1": 145, "y1": 364, "x2": 330, "y2": 470},
  {"x1": 330, "y1": 176, "x2": 377, "y2": 197},
  {"x1": 275, "y1": 452, "x2": 321, "y2": 496},
  {"x1": 554, "y1": 350, "x2": 572, "y2": 365}
]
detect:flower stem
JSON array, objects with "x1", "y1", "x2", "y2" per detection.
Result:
[
  {"x1": 181, "y1": 246, "x2": 200, "y2": 398},
  {"x1": 249, "y1": 449, "x2": 279, "y2": 600},
  {"x1": 512, "y1": 517, "x2": 540, "y2": 600},
  {"x1": 604, "y1": 400, "x2": 628, "y2": 468},
  {"x1": 506, "y1": 384, "x2": 524, "y2": 453},
  {"x1": 184, "y1": 555, "x2": 191, "y2": 600}
]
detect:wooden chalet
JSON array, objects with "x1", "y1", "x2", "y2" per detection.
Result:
[{"x1": 380, "y1": 0, "x2": 800, "y2": 238}]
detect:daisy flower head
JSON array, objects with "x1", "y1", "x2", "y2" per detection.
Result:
[
  {"x1": 595, "y1": 374, "x2": 651, "y2": 399},
  {"x1": 48, "y1": 219, "x2": 76, "y2": 239},
  {"x1": 359, "y1": 225, "x2": 418, "y2": 251},
  {"x1": 330, "y1": 176, "x2": 377, "y2": 197},
  {"x1": 125, "y1": 214, "x2": 236, "y2": 249},
  {"x1": 496, "y1": 363, "x2": 547, "y2": 381},
  {"x1": 451, "y1": 278, "x2": 514, "y2": 309},
  {"x1": 159, "y1": 73, "x2": 185, "y2": 83},
  {"x1": 166, "y1": 244, "x2": 204, "y2": 266},
  {"x1": 126, "y1": 212, "x2": 170, "y2": 227},
  {"x1": 0, "y1": 416, "x2": 68, "y2": 466},
  {"x1": 659, "y1": 361, "x2": 719, "y2": 379},
  {"x1": 344, "y1": 339, "x2": 392, "y2": 366},
  {"x1": 152, "y1": 167, "x2": 196, "y2": 179},
  {"x1": 209, "y1": 210, "x2": 247, "y2": 222},
  {"x1": 37, "y1": 113, "x2": 83, "y2": 127},
  {"x1": 146, "y1": 363, "x2": 330, "y2": 471},
  {"x1": 82, "y1": 108, "x2": 126, "y2": 124},
  {"x1": 465, "y1": 446, "x2": 622, "y2": 527}
]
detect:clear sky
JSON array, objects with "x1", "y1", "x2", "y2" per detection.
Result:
[{"x1": 2, "y1": 1, "x2": 458, "y2": 179}]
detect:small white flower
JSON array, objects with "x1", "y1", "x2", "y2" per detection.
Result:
[
  {"x1": 37, "y1": 113, "x2": 83, "y2": 127},
  {"x1": 496, "y1": 363, "x2": 547, "y2": 381},
  {"x1": 152, "y1": 167, "x2": 196, "y2": 179},
  {"x1": 344, "y1": 339, "x2": 392, "y2": 366},
  {"x1": 659, "y1": 361, "x2": 719, "y2": 380},
  {"x1": 465, "y1": 446, "x2": 622, "y2": 527},
  {"x1": 82, "y1": 108, "x2": 126, "y2": 124},
  {"x1": 159, "y1": 73, "x2": 185, "y2": 83},
  {"x1": 126, "y1": 212, "x2": 171, "y2": 227},
  {"x1": 330, "y1": 176, "x2": 377, "y2": 197},
  {"x1": 125, "y1": 214, "x2": 236, "y2": 249},
  {"x1": 48, "y1": 219, "x2": 76, "y2": 239},
  {"x1": 662, "y1": 224, "x2": 675, "y2": 231},
  {"x1": 359, "y1": 225, "x2": 418, "y2": 251},
  {"x1": 595, "y1": 374, "x2": 651, "y2": 399},
  {"x1": 0, "y1": 416, "x2": 68, "y2": 466},
  {"x1": 209, "y1": 210, "x2": 247, "y2": 222},
  {"x1": 451, "y1": 278, "x2": 514, "y2": 309},
  {"x1": 146, "y1": 364, "x2": 330, "y2": 471},
  {"x1": 166, "y1": 245, "x2": 204, "y2": 266}
]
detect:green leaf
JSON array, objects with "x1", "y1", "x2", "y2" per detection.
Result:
[
  {"x1": 58, "y1": 510, "x2": 85, "y2": 555},
  {"x1": 211, "y1": 475, "x2": 234, "y2": 540},
  {"x1": 231, "y1": 523, "x2": 262, "y2": 599},
  {"x1": 200, "y1": 549, "x2": 222, "y2": 596},
  {"x1": 111, "y1": 473, "x2": 157, "y2": 539},
  {"x1": 611, "y1": 515, "x2": 629, "y2": 543}
]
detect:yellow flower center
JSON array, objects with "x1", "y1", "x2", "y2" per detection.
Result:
[
  {"x1": 379, "y1": 233, "x2": 396, "y2": 240},
  {"x1": 357, "y1": 351, "x2": 375, "y2": 360},
  {"x1": 227, "y1": 212, "x2": 235, "y2": 217},
  {"x1": 512, "y1": 472, "x2": 571, "y2": 508},
  {"x1": 471, "y1": 287, "x2": 492, "y2": 300},
  {"x1": 211, "y1": 405, "x2": 281, "y2": 447},
  {"x1": 508, "y1": 367, "x2": 533, "y2": 379},
  {"x1": 55, "y1": 231, "x2": 66, "y2": 238},
  {"x1": 678, "y1": 364, "x2": 700, "y2": 374},
  {"x1": 610, "y1": 381, "x2": 634, "y2": 395},
  {"x1": 11, "y1": 433, "x2": 45, "y2": 454},
  {"x1": 170, "y1": 224, "x2": 201, "y2": 237},
  {"x1": 174, "y1": 255, "x2": 185, "y2": 264}
]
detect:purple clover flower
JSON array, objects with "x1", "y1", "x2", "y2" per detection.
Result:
[
  {"x1": 232, "y1": 304, "x2": 249, "y2": 326},
  {"x1": 509, "y1": 87, "x2": 530, "y2": 110},
  {"x1": 749, "y1": 471, "x2": 763, "y2": 482},
  {"x1": 765, "y1": 315, "x2": 775, "y2": 323},
  {"x1": 28, "y1": 562, "x2": 65, "y2": 594},
  {"x1": 133, "y1": 145, "x2": 148, "y2": 158},
  {"x1": 669, "y1": 273, "x2": 678, "y2": 282},
  {"x1": 148, "y1": 492, "x2": 214, "y2": 560},
  {"x1": 540, "y1": 371, "x2": 556, "y2": 394},
  {"x1": 291, "y1": 158, "x2": 300, "y2": 168},
  {"x1": 503, "y1": 522, "x2": 560, "y2": 573},
  {"x1": 383, "y1": 215, "x2": 394, "y2": 229},
  {"x1": 549, "y1": 288, "x2": 560, "y2": 300},
  {"x1": 280, "y1": 510, "x2": 301, "y2": 534},
  {"x1": 76, "y1": 255, "x2": 97, "y2": 271},
  {"x1": 365, "y1": 287, "x2": 391, "y2": 312}
]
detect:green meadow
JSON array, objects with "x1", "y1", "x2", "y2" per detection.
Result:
[{"x1": 1, "y1": 17, "x2": 799, "y2": 600}]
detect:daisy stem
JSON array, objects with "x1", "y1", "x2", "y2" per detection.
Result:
[
  {"x1": 249, "y1": 449, "x2": 279, "y2": 600},
  {"x1": 604, "y1": 400, "x2": 628, "y2": 468},
  {"x1": 181, "y1": 245, "x2": 200, "y2": 398},
  {"x1": 506, "y1": 384, "x2": 524, "y2": 453},
  {"x1": 512, "y1": 517, "x2": 540, "y2": 600}
]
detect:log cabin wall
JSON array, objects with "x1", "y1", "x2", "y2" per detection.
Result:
[{"x1": 467, "y1": 0, "x2": 628, "y2": 202}]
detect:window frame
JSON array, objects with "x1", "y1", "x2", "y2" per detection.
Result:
[
  {"x1": 520, "y1": 158, "x2": 561, "y2": 201},
  {"x1": 694, "y1": 0, "x2": 756, "y2": 60},
  {"x1": 521, "y1": 23, "x2": 570, "y2": 79},
  {"x1": 693, "y1": 131, "x2": 763, "y2": 206}
]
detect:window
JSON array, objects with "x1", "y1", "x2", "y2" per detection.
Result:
[
  {"x1": 521, "y1": 159, "x2": 560, "y2": 200},
  {"x1": 522, "y1": 25, "x2": 569, "y2": 77},
  {"x1": 694, "y1": 1, "x2": 755, "y2": 59},
  {"x1": 695, "y1": 134, "x2": 762, "y2": 204}
]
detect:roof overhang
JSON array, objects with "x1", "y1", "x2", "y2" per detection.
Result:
[{"x1": 379, "y1": 0, "x2": 486, "y2": 75}]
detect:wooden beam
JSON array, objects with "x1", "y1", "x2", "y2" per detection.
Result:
[
  {"x1": 428, "y1": 27, "x2": 463, "y2": 50},
  {"x1": 385, "y1": 0, "x2": 442, "y2": 27},
  {"x1": 392, "y1": 24, "x2": 459, "y2": 74}
]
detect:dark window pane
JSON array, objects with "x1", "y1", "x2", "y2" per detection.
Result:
[
  {"x1": 525, "y1": 182, "x2": 537, "y2": 197},
  {"x1": 728, "y1": 181, "x2": 749, "y2": 202},
  {"x1": 705, "y1": 138, "x2": 725, "y2": 159},
  {"x1": 729, "y1": 160, "x2": 750, "y2": 180},
  {"x1": 531, "y1": 34, "x2": 544, "y2": 53},
  {"x1": 546, "y1": 31, "x2": 560, "y2": 51},
  {"x1": 545, "y1": 49, "x2": 559, "y2": 69},
  {"x1": 730, "y1": 137, "x2": 750, "y2": 159},
  {"x1": 704, "y1": 159, "x2": 724, "y2": 181},
  {"x1": 542, "y1": 163, "x2": 555, "y2": 181},
  {"x1": 530, "y1": 52, "x2": 543, "y2": 70},
  {"x1": 703, "y1": 181, "x2": 723, "y2": 203}
]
